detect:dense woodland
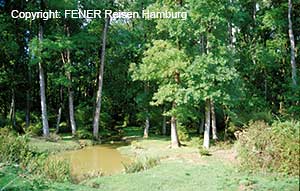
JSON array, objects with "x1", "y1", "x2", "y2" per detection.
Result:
[
  {"x1": 0, "y1": 0, "x2": 299, "y2": 190},
  {"x1": 1, "y1": 0, "x2": 299, "y2": 145}
]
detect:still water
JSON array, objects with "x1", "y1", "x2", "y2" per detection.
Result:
[{"x1": 56, "y1": 144, "x2": 131, "y2": 179}]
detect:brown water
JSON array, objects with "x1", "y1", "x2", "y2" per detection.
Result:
[{"x1": 56, "y1": 144, "x2": 131, "y2": 179}]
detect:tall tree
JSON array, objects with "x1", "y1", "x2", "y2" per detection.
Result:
[
  {"x1": 131, "y1": 40, "x2": 187, "y2": 148},
  {"x1": 93, "y1": 18, "x2": 109, "y2": 140},
  {"x1": 38, "y1": 0, "x2": 49, "y2": 137},
  {"x1": 288, "y1": 0, "x2": 297, "y2": 86}
]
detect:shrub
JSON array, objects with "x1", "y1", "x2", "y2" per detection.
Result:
[
  {"x1": 177, "y1": 123, "x2": 190, "y2": 142},
  {"x1": 123, "y1": 156, "x2": 160, "y2": 173},
  {"x1": 237, "y1": 120, "x2": 299, "y2": 176},
  {"x1": 0, "y1": 132, "x2": 32, "y2": 165},
  {"x1": 27, "y1": 156, "x2": 71, "y2": 182},
  {"x1": 0, "y1": 131, "x2": 71, "y2": 182},
  {"x1": 199, "y1": 147, "x2": 211, "y2": 156},
  {"x1": 77, "y1": 129, "x2": 93, "y2": 139},
  {"x1": 26, "y1": 122, "x2": 43, "y2": 136}
]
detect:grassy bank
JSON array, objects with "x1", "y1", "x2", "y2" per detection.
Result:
[{"x1": 1, "y1": 127, "x2": 299, "y2": 191}]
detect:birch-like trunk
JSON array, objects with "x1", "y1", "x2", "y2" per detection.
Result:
[
  {"x1": 93, "y1": 18, "x2": 109, "y2": 140},
  {"x1": 66, "y1": 26, "x2": 76, "y2": 136},
  {"x1": 9, "y1": 89, "x2": 16, "y2": 128},
  {"x1": 288, "y1": 0, "x2": 297, "y2": 86},
  {"x1": 211, "y1": 99, "x2": 218, "y2": 140},
  {"x1": 143, "y1": 115, "x2": 150, "y2": 138},
  {"x1": 38, "y1": 17, "x2": 49, "y2": 137},
  {"x1": 203, "y1": 99, "x2": 211, "y2": 148},
  {"x1": 171, "y1": 115, "x2": 180, "y2": 148}
]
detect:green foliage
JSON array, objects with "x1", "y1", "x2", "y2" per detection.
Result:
[
  {"x1": 237, "y1": 120, "x2": 300, "y2": 176},
  {"x1": 0, "y1": 132, "x2": 71, "y2": 182},
  {"x1": 198, "y1": 147, "x2": 211, "y2": 156},
  {"x1": 177, "y1": 123, "x2": 190, "y2": 142},
  {"x1": 0, "y1": 132, "x2": 32, "y2": 165},
  {"x1": 27, "y1": 156, "x2": 71, "y2": 182},
  {"x1": 77, "y1": 129, "x2": 93, "y2": 139},
  {"x1": 123, "y1": 157, "x2": 160, "y2": 173},
  {"x1": 26, "y1": 122, "x2": 43, "y2": 136}
]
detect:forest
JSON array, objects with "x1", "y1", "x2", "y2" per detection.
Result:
[{"x1": 0, "y1": 0, "x2": 299, "y2": 190}]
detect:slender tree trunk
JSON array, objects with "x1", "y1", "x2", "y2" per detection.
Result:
[
  {"x1": 9, "y1": 89, "x2": 16, "y2": 128},
  {"x1": 162, "y1": 112, "x2": 166, "y2": 135},
  {"x1": 56, "y1": 87, "x2": 63, "y2": 134},
  {"x1": 199, "y1": 116, "x2": 204, "y2": 134},
  {"x1": 66, "y1": 31, "x2": 76, "y2": 135},
  {"x1": 38, "y1": 18, "x2": 49, "y2": 137},
  {"x1": 288, "y1": 0, "x2": 297, "y2": 86},
  {"x1": 203, "y1": 99, "x2": 211, "y2": 148},
  {"x1": 26, "y1": 89, "x2": 30, "y2": 128},
  {"x1": 26, "y1": 66, "x2": 31, "y2": 129},
  {"x1": 61, "y1": 25, "x2": 77, "y2": 136},
  {"x1": 143, "y1": 115, "x2": 150, "y2": 138},
  {"x1": 211, "y1": 99, "x2": 218, "y2": 140},
  {"x1": 93, "y1": 18, "x2": 109, "y2": 140}
]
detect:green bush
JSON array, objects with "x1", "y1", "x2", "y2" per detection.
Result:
[
  {"x1": 0, "y1": 131, "x2": 71, "y2": 182},
  {"x1": 199, "y1": 147, "x2": 211, "y2": 156},
  {"x1": 26, "y1": 122, "x2": 43, "y2": 136},
  {"x1": 27, "y1": 156, "x2": 71, "y2": 182},
  {"x1": 177, "y1": 123, "x2": 190, "y2": 142},
  {"x1": 77, "y1": 129, "x2": 93, "y2": 139},
  {"x1": 237, "y1": 120, "x2": 299, "y2": 176},
  {"x1": 123, "y1": 156, "x2": 160, "y2": 173},
  {"x1": 0, "y1": 132, "x2": 33, "y2": 165}
]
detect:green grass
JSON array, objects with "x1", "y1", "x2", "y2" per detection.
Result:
[
  {"x1": 82, "y1": 161, "x2": 299, "y2": 191},
  {"x1": 28, "y1": 137, "x2": 93, "y2": 154},
  {"x1": 1, "y1": 128, "x2": 298, "y2": 191}
]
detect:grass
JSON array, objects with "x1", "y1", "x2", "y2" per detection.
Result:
[
  {"x1": 1, "y1": 127, "x2": 299, "y2": 190},
  {"x1": 82, "y1": 161, "x2": 299, "y2": 191},
  {"x1": 28, "y1": 137, "x2": 93, "y2": 154}
]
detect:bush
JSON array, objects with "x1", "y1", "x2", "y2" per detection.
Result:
[
  {"x1": 27, "y1": 156, "x2": 71, "y2": 182},
  {"x1": 0, "y1": 132, "x2": 33, "y2": 165},
  {"x1": 26, "y1": 122, "x2": 43, "y2": 136},
  {"x1": 0, "y1": 131, "x2": 71, "y2": 182},
  {"x1": 77, "y1": 129, "x2": 93, "y2": 139},
  {"x1": 123, "y1": 156, "x2": 160, "y2": 173},
  {"x1": 237, "y1": 120, "x2": 299, "y2": 176},
  {"x1": 177, "y1": 124, "x2": 190, "y2": 142},
  {"x1": 199, "y1": 147, "x2": 211, "y2": 156}
]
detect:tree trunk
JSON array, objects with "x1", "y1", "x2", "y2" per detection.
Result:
[
  {"x1": 171, "y1": 115, "x2": 180, "y2": 148},
  {"x1": 38, "y1": 18, "x2": 49, "y2": 137},
  {"x1": 66, "y1": 36, "x2": 76, "y2": 135},
  {"x1": 56, "y1": 87, "x2": 63, "y2": 134},
  {"x1": 9, "y1": 89, "x2": 16, "y2": 128},
  {"x1": 203, "y1": 99, "x2": 211, "y2": 148},
  {"x1": 143, "y1": 115, "x2": 150, "y2": 138},
  {"x1": 199, "y1": 116, "x2": 204, "y2": 134},
  {"x1": 288, "y1": 0, "x2": 297, "y2": 86},
  {"x1": 61, "y1": 25, "x2": 77, "y2": 136},
  {"x1": 26, "y1": 89, "x2": 30, "y2": 128},
  {"x1": 211, "y1": 99, "x2": 218, "y2": 140},
  {"x1": 93, "y1": 18, "x2": 109, "y2": 140},
  {"x1": 26, "y1": 66, "x2": 31, "y2": 129},
  {"x1": 162, "y1": 113, "x2": 166, "y2": 135}
]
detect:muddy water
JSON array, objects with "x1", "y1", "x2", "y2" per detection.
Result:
[{"x1": 56, "y1": 144, "x2": 131, "y2": 179}]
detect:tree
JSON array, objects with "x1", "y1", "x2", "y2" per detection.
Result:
[
  {"x1": 38, "y1": 0, "x2": 49, "y2": 137},
  {"x1": 93, "y1": 18, "x2": 109, "y2": 140},
  {"x1": 288, "y1": 0, "x2": 297, "y2": 86},
  {"x1": 131, "y1": 40, "x2": 188, "y2": 148}
]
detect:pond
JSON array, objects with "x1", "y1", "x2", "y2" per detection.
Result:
[{"x1": 55, "y1": 144, "x2": 131, "y2": 180}]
